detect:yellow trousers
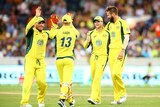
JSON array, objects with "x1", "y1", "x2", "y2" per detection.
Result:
[
  {"x1": 109, "y1": 49, "x2": 126, "y2": 101},
  {"x1": 56, "y1": 57, "x2": 74, "y2": 103},
  {"x1": 20, "y1": 57, "x2": 47, "y2": 105},
  {"x1": 90, "y1": 54, "x2": 107, "y2": 102}
]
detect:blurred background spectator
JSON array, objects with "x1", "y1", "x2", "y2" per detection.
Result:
[{"x1": 0, "y1": 0, "x2": 160, "y2": 59}]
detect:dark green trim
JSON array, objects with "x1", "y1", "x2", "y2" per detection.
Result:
[
  {"x1": 119, "y1": 21, "x2": 124, "y2": 43},
  {"x1": 44, "y1": 31, "x2": 49, "y2": 39},
  {"x1": 90, "y1": 40, "x2": 93, "y2": 52},
  {"x1": 26, "y1": 26, "x2": 34, "y2": 37},
  {"x1": 103, "y1": 57, "x2": 108, "y2": 71},
  {"x1": 36, "y1": 59, "x2": 41, "y2": 66},
  {"x1": 55, "y1": 36, "x2": 57, "y2": 55},
  {"x1": 25, "y1": 27, "x2": 34, "y2": 55},
  {"x1": 90, "y1": 30, "x2": 94, "y2": 35},
  {"x1": 119, "y1": 21, "x2": 128, "y2": 54},
  {"x1": 44, "y1": 31, "x2": 49, "y2": 37},
  {"x1": 121, "y1": 54, "x2": 127, "y2": 67},
  {"x1": 107, "y1": 22, "x2": 111, "y2": 30},
  {"x1": 90, "y1": 30, "x2": 94, "y2": 50},
  {"x1": 124, "y1": 48, "x2": 128, "y2": 57},
  {"x1": 105, "y1": 30, "x2": 110, "y2": 55},
  {"x1": 56, "y1": 56, "x2": 74, "y2": 60},
  {"x1": 73, "y1": 49, "x2": 75, "y2": 57},
  {"x1": 86, "y1": 41, "x2": 91, "y2": 48}
]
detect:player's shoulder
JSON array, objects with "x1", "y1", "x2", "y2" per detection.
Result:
[
  {"x1": 106, "y1": 21, "x2": 111, "y2": 26},
  {"x1": 105, "y1": 21, "x2": 111, "y2": 30},
  {"x1": 72, "y1": 27, "x2": 80, "y2": 35},
  {"x1": 43, "y1": 30, "x2": 50, "y2": 36},
  {"x1": 89, "y1": 30, "x2": 95, "y2": 35},
  {"x1": 119, "y1": 17, "x2": 127, "y2": 24},
  {"x1": 104, "y1": 29, "x2": 110, "y2": 34}
]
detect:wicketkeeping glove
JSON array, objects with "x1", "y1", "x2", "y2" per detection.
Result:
[
  {"x1": 50, "y1": 14, "x2": 59, "y2": 24},
  {"x1": 66, "y1": 12, "x2": 73, "y2": 19},
  {"x1": 50, "y1": 14, "x2": 59, "y2": 28}
]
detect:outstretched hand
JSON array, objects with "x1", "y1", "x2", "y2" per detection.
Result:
[
  {"x1": 35, "y1": 6, "x2": 41, "y2": 17},
  {"x1": 50, "y1": 14, "x2": 59, "y2": 29},
  {"x1": 50, "y1": 14, "x2": 59, "y2": 24}
]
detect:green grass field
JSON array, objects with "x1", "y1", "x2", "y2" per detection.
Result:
[{"x1": 0, "y1": 84, "x2": 160, "y2": 107}]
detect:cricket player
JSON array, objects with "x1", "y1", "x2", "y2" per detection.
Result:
[
  {"x1": 83, "y1": 16, "x2": 110, "y2": 105},
  {"x1": 50, "y1": 14, "x2": 79, "y2": 107},
  {"x1": 105, "y1": 6, "x2": 130, "y2": 105},
  {"x1": 20, "y1": 6, "x2": 50, "y2": 107}
]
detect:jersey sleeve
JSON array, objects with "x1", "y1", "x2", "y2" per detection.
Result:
[
  {"x1": 122, "y1": 20, "x2": 130, "y2": 35},
  {"x1": 25, "y1": 16, "x2": 38, "y2": 35},
  {"x1": 104, "y1": 21, "x2": 111, "y2": 30},
  {"x1": 83, "y1": 30, "x2": 93, "y2": 49},
  {"x1": 49, "y1": 28, "x2": 59, "y2": 39},
  {"x1": 83, "y1": 40, "x2": 90, "y2": 49},
  {"x1": 105, "y1": 30, "x2": 110, "y2": 55}
]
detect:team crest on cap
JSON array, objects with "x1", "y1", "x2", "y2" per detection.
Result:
[{"x1": 37, "y1": 39, "x2": 44, "y2": 46}]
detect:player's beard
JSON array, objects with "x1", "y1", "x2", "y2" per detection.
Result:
[
  {"x1": 37, "y1": 27, "x2": 43, "y2": 32},
  {"x1": 109, "y1": 16, "x2": 114, "y2": 23},
  {"x1": 36, "y1": 26, "x2": 44, "y2": 32}
]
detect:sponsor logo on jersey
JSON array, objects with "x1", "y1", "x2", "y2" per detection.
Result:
[
  {"x1": 111, "y1": 32, "x2": 115, "y2": 38},
  {"x1": 37, "y1": 39, "x2": 44, "y2": 46},
  {"x1": 96, "y1": 40, "x2": 102, "y2": 46}
]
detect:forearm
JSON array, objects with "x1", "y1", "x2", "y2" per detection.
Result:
[
  {"x1": 122, "y1": 34, "x2": 130, "y2": 49},
  {"x1": 83, "y1": 40, "x2": 90, "y2": 49},
  {"x1": 25, "y1": 16, "x2": 38, "y2": 34},
  {"x1": 49, "y1": 28, "x2": 58, "y2": 39}
]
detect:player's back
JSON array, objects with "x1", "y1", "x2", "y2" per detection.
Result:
[{"x1": 55, "y1": 26, "x2": 79, "y2": 58}]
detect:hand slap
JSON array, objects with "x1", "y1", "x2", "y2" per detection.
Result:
[{"x1": 50, "y1": 14, "x2": 59, "y2": 24}]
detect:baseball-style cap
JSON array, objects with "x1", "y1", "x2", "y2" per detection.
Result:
[
  {"x1": 93, "y1": 16, "x2": 103, "y2": 22},
  {"x1": 62, "y1": 14, "x2": 72, "y2": 23},
  {"x1": 36, "y1": 17, "x2": 45, "y2": 23}
]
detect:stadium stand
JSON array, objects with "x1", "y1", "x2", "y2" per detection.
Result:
[{"x1": 0, "y1": 0, "x2": 160, "y2": 59}]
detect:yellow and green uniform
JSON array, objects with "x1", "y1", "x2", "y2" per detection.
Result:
[
  {"x1": 50, "y1": 25, "x2": 79, "y2": 102},
  {"x1": 21, "y1": 16, "x2": 50, "y2": 106},
  {"x1": 83, "y1": 28, "x2": 110, "y2": 102},
  {"x1": 105, "y1": 17, "x2": 130, "y2": 101}
]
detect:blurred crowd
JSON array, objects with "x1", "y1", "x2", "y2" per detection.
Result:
[{"x1": 0, "y1": 0, "x2": 160, "y2": 59}]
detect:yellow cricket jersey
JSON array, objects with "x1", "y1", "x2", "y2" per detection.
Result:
[
  {"x1": 25, "y1": 16, "x2": 50, "y2": 59},
  {"x1": 105, "y1": 17, "x2": 130, "y2": 49},
  {"x1": 83, "y1": 29, "x2": 110, "y2": 56},
  {"x1": 50, "y1": 25, "x2": 79, "y2": 58}
]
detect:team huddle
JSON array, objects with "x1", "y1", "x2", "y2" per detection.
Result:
[{"x1": 20, "y1": 6, "x2": 130, "y2": 107}]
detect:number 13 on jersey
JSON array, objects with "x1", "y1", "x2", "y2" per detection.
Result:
[{"x1": 61, "y1": 37, "x2": 72, "y2": 47}]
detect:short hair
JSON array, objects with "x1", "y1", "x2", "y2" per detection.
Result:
[{"x1": 105, "y1": 6, "x2": 118, "y2": 15}]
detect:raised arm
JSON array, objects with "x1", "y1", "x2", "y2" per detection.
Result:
[
  {"x1": 49, "y1": 14, "x2": 60, "y2": 39},
  {"x1": 83, "y1": 31, "x2": 91, "y2": 49},
  {"x1": 25, "y1": 6, "x2": 42, "y2": 35}
]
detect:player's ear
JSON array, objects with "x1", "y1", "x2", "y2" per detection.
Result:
[{"x1": 34, "y1": 23, "x2": 38, "y2": 27}]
